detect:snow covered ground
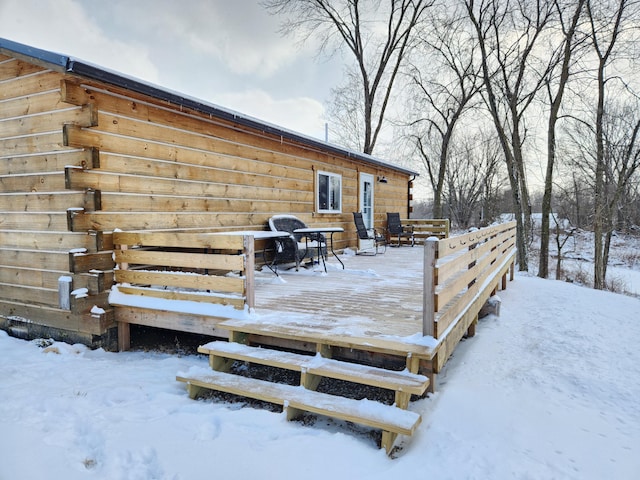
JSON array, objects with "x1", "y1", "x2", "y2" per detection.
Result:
[{"x1": 1, "y1": 246, "x2": 640, "y2": 479}]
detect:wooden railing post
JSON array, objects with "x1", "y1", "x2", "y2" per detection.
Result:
[
  {"x1": 244, "y1": 235, "x2": 255, "y2": 310},
  {"x1": 423, "y1": 237, "x2": 438, "y2": 337}
]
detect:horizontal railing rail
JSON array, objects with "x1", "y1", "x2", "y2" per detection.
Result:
[
  {"x1": 423, "y1": 221, "x2": 517, "y2": 342},
  {"x1": 403, "y1": 218, "x2": 450, "y2": 242},
  {"x1": 112, "y1": 230, "x2": 255, "y2": 310}
]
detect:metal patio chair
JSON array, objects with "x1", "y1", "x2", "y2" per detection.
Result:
[
  {"x1": 386, "y1": 212, "x2": 415, "y2": 247},
  {"x1": 353, "y1": 212, "x2": 386, "y2": 255},
  {"x1": 268, "y1": 215, "x2": 325, "y2": 270}
]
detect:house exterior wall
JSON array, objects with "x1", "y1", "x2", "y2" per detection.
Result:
[
  {"x1": 60, "y1": 78, "x2": 413, "y2": 238},
  {"x1": 0, "y1": 50, "x2": 413, "y2": 345},
  {"x1": 0, "y1": 53, "x2": 114, "y2": 345}
]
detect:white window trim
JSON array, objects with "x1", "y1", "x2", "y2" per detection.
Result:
[{"x1": 316, "y1": 170, "x2": 342, "y2": 213}]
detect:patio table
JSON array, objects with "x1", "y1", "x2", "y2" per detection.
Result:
[
  {"x1": 293, "y1": 227, "x2": 345, "y2": 272},
  {"x1": 212, "y1": 230, "x2": 291, "y2": 276}
]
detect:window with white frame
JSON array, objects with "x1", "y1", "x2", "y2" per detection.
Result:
[{"x1": 317, "y1": 170, "x2": 342, "y2": 213}]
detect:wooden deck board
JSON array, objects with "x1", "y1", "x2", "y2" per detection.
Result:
[
  {"x1": 232, "y1": 248, "x2": 436, "y2": 359},
  {"x1": 254, "y1": 249, "x2": 425, "y2": 337}
]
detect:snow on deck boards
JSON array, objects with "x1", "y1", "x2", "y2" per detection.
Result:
[
  {"x1": 252, "y1": 247, "x2": 426, "y2": 341},
  {"x1": 199, "y1": 341, "x2": 430, "y2": 394},
  {"x1": 176, "y1": 368, "x2": 421, "y2": 435},
  {"x1": 219, "y1": 318, "x2": 437, "y2": 358}
]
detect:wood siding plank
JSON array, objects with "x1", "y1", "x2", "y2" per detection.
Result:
[
  {"x1": 0, "y1": 104, "x2": 96, "y2": 138},
  {"x1": 0, "y1": 248, "x2": 71, "y2": 270},
  {"x1": 0, "y1": 282, "x2": 58, "y2": 306},
  {"x1": 0, "y1": 229, "x2": 106, "y2": 251},
  {"x1": 0, "y1": 150, "x2": 93, "y2": 175},
  {"x1": 68, "y1": 210, "x2": 273, "y2": 232},
  {"x1": 96, "y1": 152, "x2": 311, "y2": 188},
  {"x1": 0, "y1": 172, "x2": 67, "y2": 193},
  {"x1": 0, "y1": 299, "x2": 111, "y2": 336},
  {"x1": 64, "y1": 167, "x2": 311, "y2": 202},
  {"x1": 0, "y1": 59, "x2": 47, "y2": 80},
  {"x1": 0, "y1": 90, "x2": 66, "y2": 120},
  {"x1": 0, "y1": 132, "x2": 68, "y2": 156},
  {"x1": 98, "y1": 192, "x2": 309, "y2": 214},
  {"x1": 0, "y1": 71, "x2": 62, "y2": 100},
  {"x1": 0, "y1": 212, "x2": 69, "y2": 230},
  {"x1": 0, "y1": 192, "x2": 84, "y2": 211}
]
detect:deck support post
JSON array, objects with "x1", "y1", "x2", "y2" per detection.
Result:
[
  {"x1": 118, "y1": 321, "x2": 130, "y2": 351},
  {"x1": 186, "y1": 383, "x2": 204, "y2": 400},
  {"x1": 466, "y1": 314, "x2": 478, "y2": 337},
  {"x1": 422, "y1": 358, "x2": 437, "y2": 393},
  {"x1": 317, "y1": 343, "x2": 332, "y2": 358},
  {"x1": 229, "y1": 331, "x2": 248, "y2": 344},
  {"x1": 406, "y1": 353, "x2": 419, "y2": 373},
  {"x1": 285, "y1": 404, "x2": 304, "y2": 421},
  {"x1": 210, "y1": 355, "x2": 234, "y2": 372},
  {"x1": 395, "y1": 391, "x2": 411, "y2": 410},
  {"x1": 301, "y1": 369, "x2": 322, "y2": 391},
  {"x1": 381, "y1": 431, "x2": 398, "y2": 454}
]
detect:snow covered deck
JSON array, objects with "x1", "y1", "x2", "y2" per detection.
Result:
[
  {"x1": 112, "y1": 222, "x2": 516, "y2": 370},
  {"x1": 245, "y1": 246, "x2": 435, "y2": 356}
]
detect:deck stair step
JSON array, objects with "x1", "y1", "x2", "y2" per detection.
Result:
[
  {"x1": 218, "y1": 318, "x2": 437, "y2": 360},
  {"x1": 176, "y1": 369, "x2": 422, "y2": 441},
  {"x1": 198, "y1": 341, "x2": 430, "y2": 396}
]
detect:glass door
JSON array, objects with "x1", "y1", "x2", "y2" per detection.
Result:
[{"x1": 359, "y1": 173, "x2": 374, "y2": 229}]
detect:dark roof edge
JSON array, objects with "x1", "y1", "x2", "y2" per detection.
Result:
[{"x1": 0, "y1": 38, "x2": 418, "y2": 177}]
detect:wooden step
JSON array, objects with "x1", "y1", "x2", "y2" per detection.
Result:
[
  {"x1": 198, "y1": 341, "x2": 429, "y2": 396},
  {"x1": 218, "y1": 318, "x2": 437, "y2": 360},
  {"x1": 176, "y1": 369, "x2": 422, "y2": 437}
]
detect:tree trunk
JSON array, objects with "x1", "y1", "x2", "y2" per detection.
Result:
[{"x1": 539, "y1": 0, "x2": 585, "y2": 278}]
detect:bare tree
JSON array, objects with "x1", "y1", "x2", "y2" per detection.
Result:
[
  {"x1": 600, "y1": 102, "x2": 640, "y2": 280},
  {"x1": 560, "y1": 97, "x2": 640, "y2": 287},
  {"x1": 538, "y1": 0, "x2": 587, "y2": 279},
  {"x1": 553, "y1": 217, "x2": 577, "y2": 281},
  {"x1": 464, "y1": 0, "x2": 558, "y2": 271},
  {"x1": 263, "y1": 0, "x2": 434, "y2": 154},
  {"x1": 326, "y1": 67, "x2": 366, "y2": 150},
  {"x1": 585, "y1": 0, "x2": 640, "y2": 289},
  {"x1": 406, "y1": 4, "x2": 483, "y2": 218},
  {"x1": 443, "y1": 130, "x2": 505, "y2": 228}
]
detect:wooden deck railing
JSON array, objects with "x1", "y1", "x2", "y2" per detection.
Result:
[
  {"x1": 111, "y1": 230, "x2": 255, "y2": 349},
  {"x1": 404, "y1": 218, "x2": 450, "y2": 242},
  {"x1": 423, "y1": 221, "x2": 517, "y2": 370},
  {"x1": 112, "y1": 231, "x2": 255, "y2": 309}
]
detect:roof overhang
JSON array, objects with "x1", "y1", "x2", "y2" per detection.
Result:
[{"x1": 0, "y1": 37, "x2": 419, "y2": 177}]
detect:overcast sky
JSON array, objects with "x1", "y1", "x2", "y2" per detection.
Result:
[{"x1": 0, "y1": 0, "x2": 345, "y2": 140}]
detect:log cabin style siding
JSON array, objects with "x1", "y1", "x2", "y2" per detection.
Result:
[{"x1": 0, "y1": 39, "x2": 417, "y2": 347}]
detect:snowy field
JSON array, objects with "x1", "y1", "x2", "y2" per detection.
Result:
[{"x1": 1, "y1": 238, "x2": 640, "y2": 479}]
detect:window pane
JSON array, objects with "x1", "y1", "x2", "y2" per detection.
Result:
[
  {"x1": 330, "y1": 176, "x2": 341, "y2": 210},
  {"x1": 317, "y1": 171, "x2": 341, "y2": 213},
  {"x1": 318, "y1": 174, "x2": 328, "y2": 210}
]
